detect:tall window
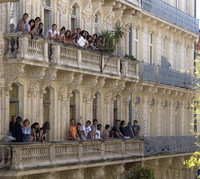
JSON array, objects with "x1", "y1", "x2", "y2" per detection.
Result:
[
  {"x1": 162, "y1": 101, "x2": 168, "y2": 136},
  {"x1": 70, "y1": 91, "x2": 76, "y2": 120},
  {"x1": 129, "y1": 94, "x2": 132, "y2": 122},
  {"x1": 71, "y1": 5, "x2": 77, "y2": 31},
  {"x1": 176, "y1": 0, "x2": 178, "y2": 8},
  {"x1": 129, "y1": 27, "x2": 132, "y2": 56},
  {"x1": 10, "y1": 84, "x2": 19, "y2": 120},
  {"x1": 149, "y1": 34, "x2": 153, "y2": 64},
  {"x1": 174, "y1": 44, "x2": 178, "y2": 69},
  {"x1": 149, "y1": 99, "x2": 155, "y2": 136},
  {"x1": 44, "y1": 0, "x2": 51, "y2": 35},
  {"x1": 43, "y1": 87, "x2": 50, "y2": 122},
  {"x1": 186, "y1": 48, "x2": 189, "y2": 69},
  {"x1": 135, "y1": 28, "x2": 139, "y2": 60},
  {"x1": 185, "y1": 0, "x2": 188, "y2": 13},
  {"x1": 162, "y1": 38, "x2": 166, "y2": 57},
  {"x1": 175, "y1": 102, "x2": 180, "y2": 136},
  {"x1": 113, "y1": 99, "x2": 118, "y2": 123},
  {"x1": 94, "y1": 14, "x2": 98, "y2": 34},
  {"x1": 10, "y1": 2, "x2": 19, "y2": 32}
]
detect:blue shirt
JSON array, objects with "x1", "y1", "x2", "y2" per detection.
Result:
[
  {"x1": 132, "y1": 125, "x2": 140, "y2": 136},
  {"x1": 124, "y1": 126, "x2": 132, "y2": 137}
]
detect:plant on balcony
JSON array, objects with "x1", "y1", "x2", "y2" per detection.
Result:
[
  {"x1": 125, "y1": 54, "x2": 137, "y2": 61},
  {"x1": 125, "y1": 164, "x2": 155, "y2": 179},
  {"x1": 98, "y1": 22, "x2": 125, "y2": 53}
]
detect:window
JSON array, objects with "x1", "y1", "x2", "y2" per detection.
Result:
[
  {"x1": 129, "y1": 94, "x2": 132, "y2": 122},
  {"x1": 174, "y1": 44, "x2": 178, "y2": 69},
  {"x1": 129, "y1": 27, "x2": 132, "y2": 56},
  {"x1": 10, "y1": 84, "x2": 19, "y2": 120},
  {"x1": 186, "y1": 48, "x2": 189, "y2": 69},
  {"x1": 114, "y1": 99, "x2": 118, "y2": 123},
  {"x1": 150, "y1": 34, "x2": 153, "y2": 64},
  {"x1": 10, "y1": 2, "x2": 19, "y2": 32},
  {"x1": 94, "y1": 14, "x2": 98, "y2": 34},
  {"x1": 134, "y1": 28, "x2": 139, "y2": 59},
  {"x1": 149, "y1": 99, "x2": 155, "y2": 136},
  {"x1": 43, "y1": 88, "x2": 50, "y2": 123},
  {"x1": 176, "y1": 0, "x2": 178, "y2": 8},
  {"x1": 44, "y1": 1, "x2": 51, "y2": 35},
  {"x1": 70, "y1": 91, "x2": 76, "y2": 120},
  {"x1": 162, "y1": 38, "x2": 166, "y2": 57},
  {"x1": 162, "y1": 101, "x2": 168, "y2": 136},
  {"x1": 174, "y1": 102, "x2": 180, "y2": 136},
  {"x1": 185, "y1": 0, "x2": 188, "y2": 13},
  {"x1": 71, "y1": 6, "x2": 77, "y2": 31},
  {"x1": 113, "y1": 95, "x2": 121, "y2": 124}
]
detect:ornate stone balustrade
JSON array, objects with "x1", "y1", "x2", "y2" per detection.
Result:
[
  {"x1": 4, "y1": 33, "x2": 138, "y2": 79},
  {"x1": 0, "y1": 139, "x2": 143, "y2": 170}
]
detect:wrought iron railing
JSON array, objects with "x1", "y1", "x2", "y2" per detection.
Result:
[
  {"x1": 141, "y1": 0, "x2": 199, "y2": 35},
  {"x1": 139, "y1": 62, "x2": 194, "y2": 89}
]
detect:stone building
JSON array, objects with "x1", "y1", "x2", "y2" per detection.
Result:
[{"x1": 0, "y1": 0, "x2": 199, "y2": 179}]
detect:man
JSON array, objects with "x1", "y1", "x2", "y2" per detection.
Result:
[
  {"x1": 13, "y1": 116, "x2": 23, "y2": 142},
  {"x1": 124, "y1": 122, "x2": 134, "y2": 138},
  {"x1": 9, "y1": 116, "x2": 16, "y2": 136},
  {"x1": 112, "y1": 120, "x2": 124, "y2": 138},
  {"x1": 132, "y1": 120, "x2": 140, "y2": 139},
  {"x1": 91, "y1": 119, "x2": 98, "y2": 139},
  {"x1": 68, "y1": 119, "x2": 77, "y2": 140},
  {"x1": 81, "y1": 120, "x2": 93, "y2": 141}
]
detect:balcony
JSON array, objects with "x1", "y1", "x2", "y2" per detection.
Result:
[
  {"x1": 0, "y1": 136, "x2": 198, "y2": 170},
  {"x1": 141, "y1": 0, "x2": 199, "y2": 35},
  {"x1": 139, "y1": 62, "x2": 194, "y2": 89},
  {"x1": 4, "y1": 33, "x2": 138, "y2": 80}
]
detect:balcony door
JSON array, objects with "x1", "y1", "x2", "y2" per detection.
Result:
[
  {"x1": 9, "y1": 2, "x2": 19, "y2": 32},
  {"x1": 10, "y1": 84, "x2": 19, "y2": 120}
]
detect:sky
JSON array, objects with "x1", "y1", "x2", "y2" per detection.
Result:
[{"x1": 197, "y1": 0, "x2": 200, "y2": 28}]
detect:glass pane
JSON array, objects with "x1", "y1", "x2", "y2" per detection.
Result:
[
  {"x1": 9, "y1": 102, "x2": 19, "y2": 120},
  {"x1": 72, "y1": 6, "x2": 76, "y2": 15},
  {"x1": 43, "y1": 88, "x2": 50, "y2": 101},
  {"x1": 70, "y1": 105, "x2": 75, "y2": 120},
  {"x1": 43, "y1": 105, "x2": 49, "y2": 122},
  {"x1": 135, "y1": 28, "x2": 138, "y2": 40},
  {"x1": 10, "y1": 84, "x2": 18, "y2": 99},
  {"x1": 71, "y1": 18, "x2": 77, "y2": 31},
  {"x1": 44, "y1": 10, "x2": 51, "y2": 35}
]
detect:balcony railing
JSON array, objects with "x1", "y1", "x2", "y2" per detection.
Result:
[
  {"x1": 141, "y1": 0, "x2": 199, "y2": 35},
  {"x1": 0, "y1": 139, "x2": 143, "y2": 170},
  {"x1": 4, "y1": 33, "x2": 138, "y2": 80},
  {"x1": 143, "y1": 136, "x2": 199, "y2": 156},
  {"x1": 139, "y1": 62, "x2": 194, "y2": 89},
  {"x1": 0, "y1": 136, "x2": 198, "y2": 170}
]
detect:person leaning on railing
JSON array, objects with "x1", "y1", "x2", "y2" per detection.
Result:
[
  {"x1": 39, "y1": 122, "x2": 50, "y2": 143},
  {"x1": 16, "y1": 13, "x2": 29, "y2": 33}
]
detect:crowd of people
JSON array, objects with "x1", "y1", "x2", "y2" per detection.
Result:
[
  {"x1": 69, "y1": 119, "x2": 140, "y2": 141},
  {"x1": 9, "y1": 116, "x2": 50, "y2": 143},
  {"x1": 9, "y1": 116, "x2": 140, "y2": 142},
  {"x1": 15, "y1": 13, "x2": 105, "y2": 50}
]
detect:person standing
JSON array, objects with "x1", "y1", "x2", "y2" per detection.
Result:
[
  {"x1": 13, "y1": 116, "x2": 23, "y2": 142},
  {"x1": 124, "y1": 122, "x2": 134, "y2": 138},
  {"x1": 40, "y1": 122, "x2": 50, "y2": 143},
  {"x1": 112, "y1": 120, "x2": 124, "y2": 138},
  {"x1": 22, "y1": 119, "x2": 31, "y2": 142},
  {"x1": 81, "y1": 120, "x2": 92, "y2": 141},
  {"x1": 9, "y1": 116, "x2": 16, "y2": 136},
  {"x1": 16, "y1": 13, "x2": 28, "y2": 32},
  {"x1": 132, "y1": 120, "x2": 140, "y2": 139},
  {"x1": 68, "y1": 119, "x2": 77, "y2": 140},
  {"x1": 91, "y1": 119, "x2": 98, "y2": 139}
]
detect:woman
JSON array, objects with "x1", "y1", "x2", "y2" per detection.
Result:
[
  {"x1": 97, "y1": 36, "x2": 105, "y2": 47},
  {"x1": 58, "y1": 26, "x2": 66, "y2": 42},
  {"x1": 16, "y1": 13, "x2": 28, "y2": 32},
  {"x1": 92, "y1": 34, "x2": 98, "y2": 47},
  {"x1": 45, "y1": 24, "x2": 58, "y2": 40},
  {"x1": 87, "y1": 35, "x2": 97, "y2": 50},
  {"x1": 40, "y1": 122, "x2": 50, "y2": 143},
  {"x1": 71, "y1": 33, "x2": 79, "y2": 46},
  {"x1": 64, "y1": 30, "x2": 72, "y2": 44},
  {"x1": 24, "y1": 19, "x2": 35, "y2": 35},
  {"x1": 77, "y1": 30, "x2": 88, "y2": 47},
  {"x1": 37, "y1": 22, "x2": 44, "y2": 38},
  {"x1": 32, "y1": 17, "x2": 41, "y2": 35},
  {"x1": 22, "y1": 119, "x2": 31, "y2": 142},
  {"x1": 31, "y1": 122, "x2": 40, "y2": 142},
  {"x1": 102, "y1": 124, "x2": 110, "y2": 139}
]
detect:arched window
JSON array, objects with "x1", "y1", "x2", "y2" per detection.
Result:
[
  {"x1": 10, "y1": 84, "x2": 19, "y2": 120},
  {"x1": 43, "y1": 87, "x2": 50, "y2": 122},
  {"x1": 71, "y1": 5, "x2": 77, "y2": 31}
]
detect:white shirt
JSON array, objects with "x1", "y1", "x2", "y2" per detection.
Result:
[
  {"x1": 45, "y1": 29, "x2": 58, "y2": 39},
  {"x1": 81, "y1": 125, "x2": 91, "y2": 141},
  {"x1": 95, "y1": 130, "x2": 101, "y2": 140},
  {"x1": 77, "y1": 36, "x2": 88, "y2": 47}
]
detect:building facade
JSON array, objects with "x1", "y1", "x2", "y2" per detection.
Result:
[{"x1": 0, "y1": 0, "x2": 199, "y2": 178}]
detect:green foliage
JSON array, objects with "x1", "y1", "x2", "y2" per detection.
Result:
[
  {"x1": 183, "y1": 55, "x2": 200, "y2": 177},
  {"x1": 125, "y1": 165, "x2": 155, "y2": 179},
  {"x1": 98, "y1": 22, "x2": 125, "y2": 52},
  {"x1": 125, "y1": 54, "x2": 137, "y2": 61}
]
